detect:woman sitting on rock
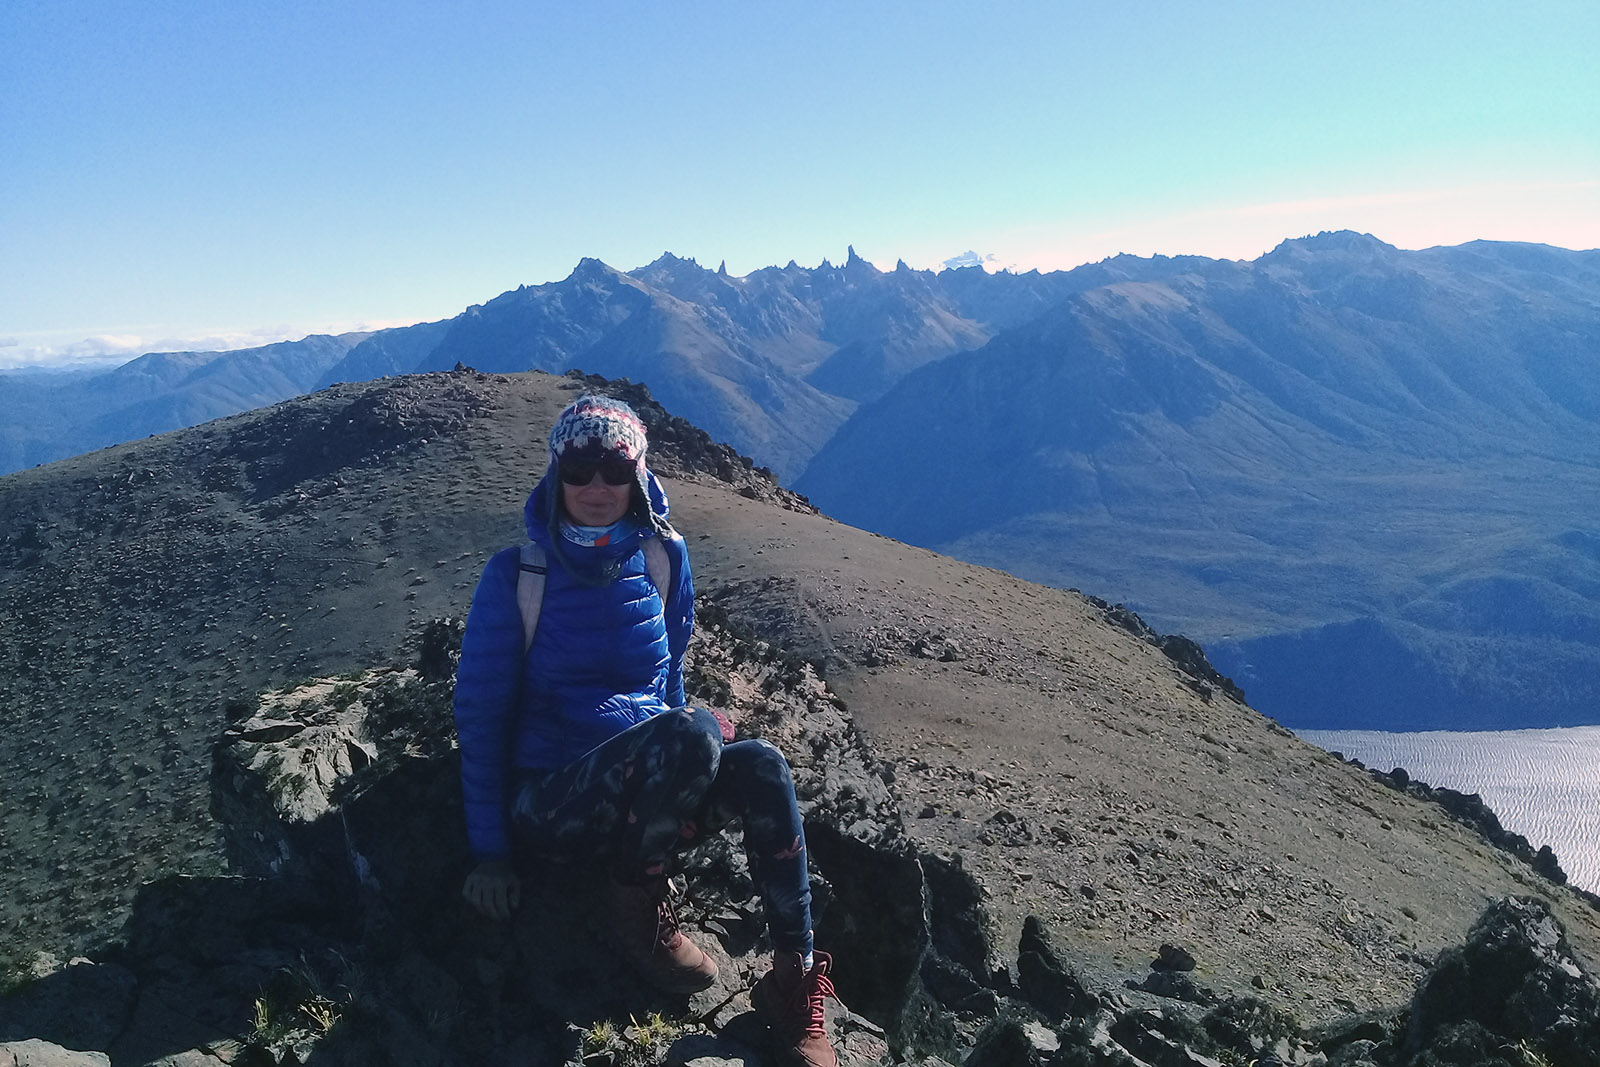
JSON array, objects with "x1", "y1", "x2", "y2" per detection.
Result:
[{"x1": 452, "y1": 394, "x2": 837, "y2": 1067}]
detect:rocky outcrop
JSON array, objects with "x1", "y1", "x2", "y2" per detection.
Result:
[
  {"x1": 2, "y1": 615, "x2": 911, "y2": 1065},
  {"x1": 1405, "y1": 896, "x2": 1600, "y2": 1065},
  {"x1": 1082, "y1": 595, "x2": 1246, "y2": 704},
  {"x1": 5, "y1": 609, "x2": 1600, "y2": 1065},
  {"x1": 1312, "y1": 895, "x2": 1600, "y2": 1067},
  {"x1": 942, "y1": 896, "x2": 1600, "y2": 1066},
  {"x1": 211, "y1": 675, "x2": 383, "y2": 881},
  {"x1": 1016, "y1": 917, "x2": 1096, "y2": 1020},
  {"x1": 1356, "y1": 762, "x2": 1600, "y2": 908}
]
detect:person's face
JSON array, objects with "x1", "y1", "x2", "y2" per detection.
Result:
[{"x1": 558, "y1": 453, "x2": 635, "y2": 526}]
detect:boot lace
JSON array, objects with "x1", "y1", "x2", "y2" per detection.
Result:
[
  {"x1": 800, "y1": 959, "x2": 836, "y2": 1037},
  {"x1": 652, "y1": 883, "x2": 686, "y2": 949}
]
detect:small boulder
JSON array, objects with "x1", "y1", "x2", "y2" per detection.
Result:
[
  {"x1": 1153, "y1": 943, "x2": 1198, "y2": 972},
  {"x1": 0, "y1": 1040, "x2": 112, "y2": 1067}
]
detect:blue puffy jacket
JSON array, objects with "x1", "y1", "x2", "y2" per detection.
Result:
[{"x1": 453, "y1": 468, "x2": 694, "y2": 861}]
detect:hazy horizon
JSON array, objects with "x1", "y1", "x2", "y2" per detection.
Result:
[{"x1": 8, "y1": 228, "x2": 1597, "y2": 370}]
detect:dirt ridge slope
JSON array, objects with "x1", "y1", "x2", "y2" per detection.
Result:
[{"x1": 1, "y1": 368, "x2": 1594, "y2": 1031}]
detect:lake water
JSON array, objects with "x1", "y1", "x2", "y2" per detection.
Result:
[{"x1": 1297, "y1": 726, "x2": 1600, "y2": 895}]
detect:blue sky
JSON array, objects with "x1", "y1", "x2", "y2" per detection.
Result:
[{"x1": 3, "y1": 0, "x2": 1596, "y2": 366}]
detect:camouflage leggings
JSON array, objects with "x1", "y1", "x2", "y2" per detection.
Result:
[{"x1": 510, "y1": 706, "x2": 813, "y2": 956}]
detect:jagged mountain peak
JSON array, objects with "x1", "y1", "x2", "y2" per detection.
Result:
[
  {"x1": 629, "y1": 252, "x2": 738, "y2": 294},
  {"x1": 469, "y1": 259, "x2": 649, "y2": 319},
  {"x1": 1266, "y1": 229, "x2": 1399, "y2": 258},
  {"x1": 843, "y1": 244, "x2": 878, "y2": 274},
  {"x1": 565, "y1": 255, "x2": 633, "y2": 283},
  {"x1": 637, "y1": 250, "x2": 705, "y2": 275}
]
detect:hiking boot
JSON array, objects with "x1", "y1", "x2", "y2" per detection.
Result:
[
  {"x1": 606, "y1": 878, "x2": 719, "y2": 994},
  {"x1": 752, "y1": 950, "x2": 838, "y2": 1067}
]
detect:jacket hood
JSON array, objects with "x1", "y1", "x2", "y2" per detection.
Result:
[{"x1": 524, "y1": 464, "x2": 672, "y2": 544}]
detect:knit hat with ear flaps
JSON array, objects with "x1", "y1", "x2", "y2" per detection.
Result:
[
  {"x1": 548, "y1": 394, "x2": 649, "y2": 469},
  {"x1": 543, "y1": 395, "x2": 670, "y2": 542}
]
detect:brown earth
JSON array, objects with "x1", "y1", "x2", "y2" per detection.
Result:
[
  {"x1": 1, "y1": 367, "x2": 1596, "y2": 1032},
  {"x1": 678, "y1": 481, "x2": 1600, "y2": 1020}
]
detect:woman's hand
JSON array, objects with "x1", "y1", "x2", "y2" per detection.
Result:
[{"x1": 463, "y1": 859, "x2": 522, "y2": 920}]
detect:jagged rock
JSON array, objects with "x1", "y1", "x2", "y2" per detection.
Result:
[
  {"x1": 1056, "y1": 1011, "x2": 1203, "y2": 1067},
  {"x1": 1404, "y1": 895, "x2": 1600, "y2": 1064},
  {"x1": 834, "y1": 1010, "x2": 897, "y2": 1065},
  {"x1": 919, "y1": 954, "x2": 985, "y2": 1012},
  {"x1": 1532, "y1": 844, "x2": 1566, "y2": 884},
  {"x1": 211, "y1": 665, "x2": 459, "y2": 897},
  {"x1": 919, "y1": 853, "x2": 992, "y2": 982},
  {"x1": 0, "y1": 1041, "x2": 111, "y2": 1067},
  {"x1": 806, "y1": 822, "x2": 934, "y2": 1047},
  {"x1": 1017, "y1": 915, "x2": 1097, "y2": 1020},
  {"x1": 1198, "y1": 998, "x2": 1302, "y2": 1063},
  {"x1": 1311, "y1": 1010, "x2": 1396, "y2": 1065},
  {"x1": 1020, "y1": 1018, "x2": 1061, "y2": 1054},
  {"x1": 1110, "y1": 1008, "x2": 1219, "y2": 1067},
  {"x1": 963, "y1": 1016, "x2": 1050, "y2": 1067},
  {"x1": 212, "y1": 676, "x2": 381, "y2": 871}
]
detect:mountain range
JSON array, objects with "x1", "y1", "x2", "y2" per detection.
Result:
[
  {"x1": 6, "y1": 233, "x2": 1596, "y2": 732},
  {"x1": 799, "y1": 233, "x2": 1600, "y2": 730},
  {"x1": 0, "y1": 333, "x2": 368, "y2": 474}
]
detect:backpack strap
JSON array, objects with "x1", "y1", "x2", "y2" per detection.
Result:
[
  {"x1": 641, "y1": 536, "x2": 672, "y2": 607},
  {"x1": 516, "y1": 542, "x2": 549, "y2": 654},
  {"x1": 515, "y1": 535, "x2": 677, "y2": 654}
]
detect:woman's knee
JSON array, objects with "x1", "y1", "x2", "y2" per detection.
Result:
[
  {"x1": 655, "y1": 706, "x2": 723, "y2": 774},
  {"x1": 719, "y1": 738, "x2": 795, "y2": 791}
]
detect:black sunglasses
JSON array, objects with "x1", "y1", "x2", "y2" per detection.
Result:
[{"x1": 559, "y1": 455, "x2": 636, "y2": 486}]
